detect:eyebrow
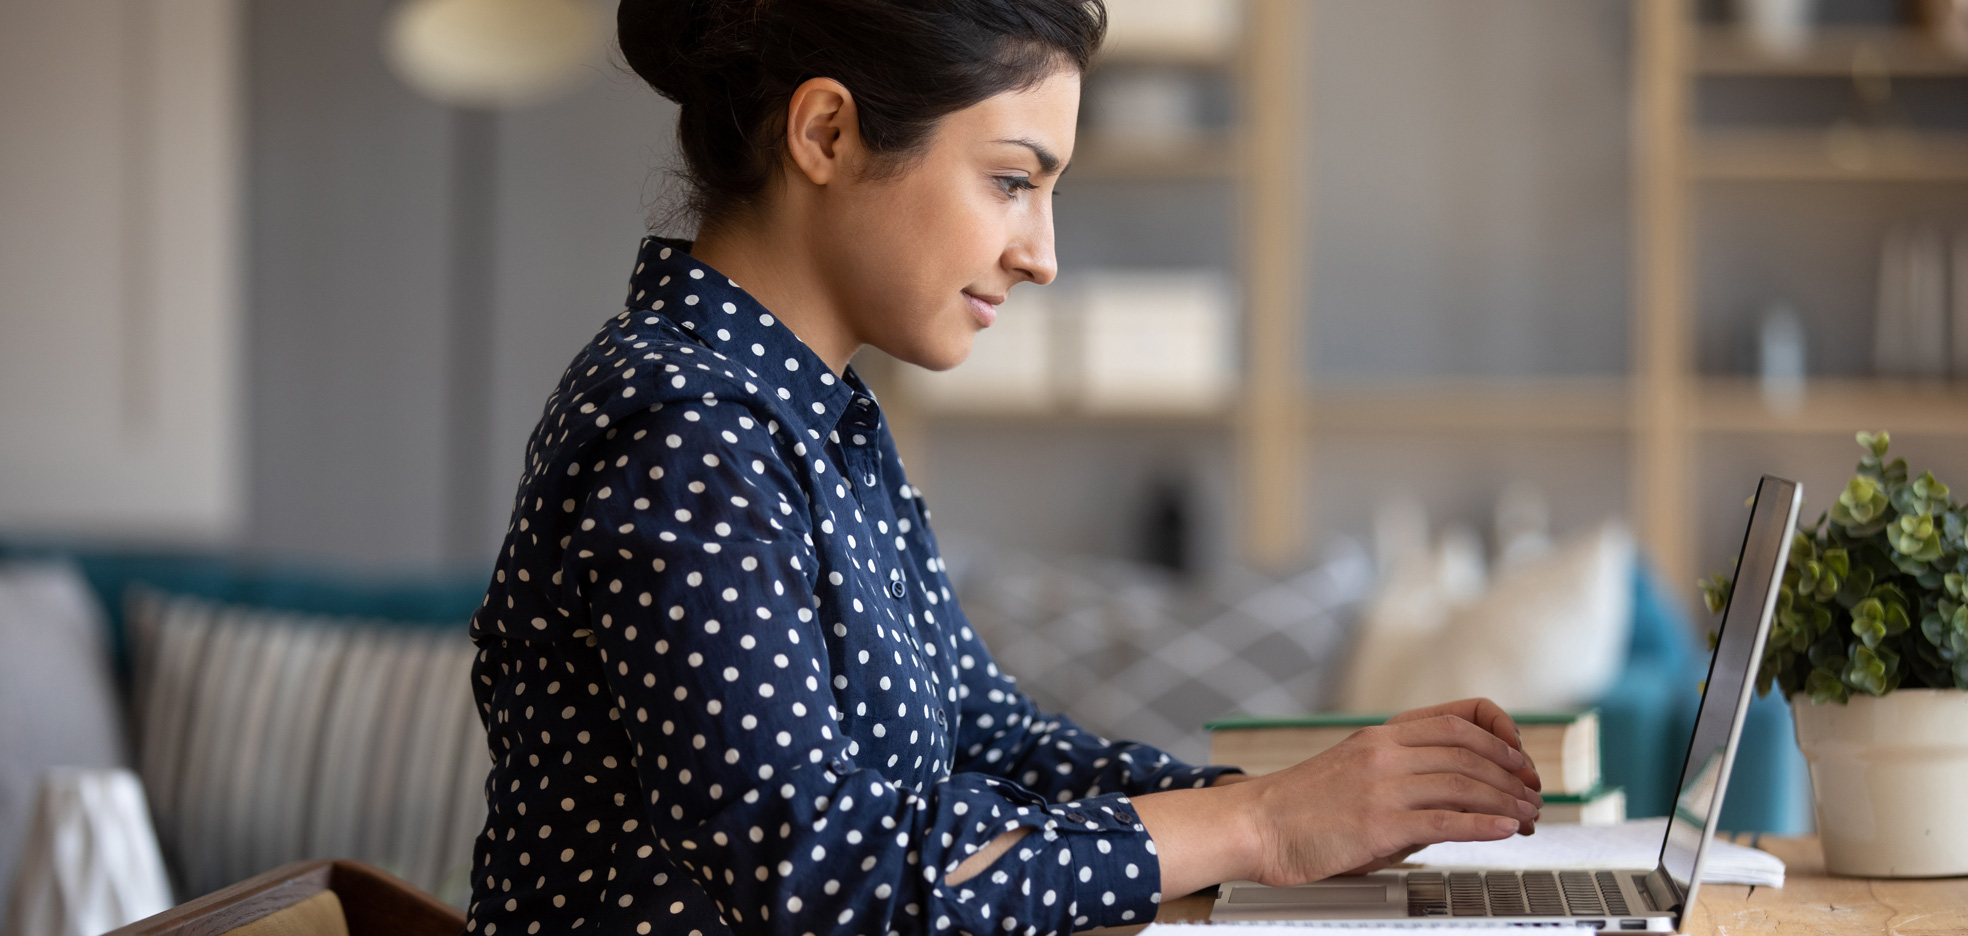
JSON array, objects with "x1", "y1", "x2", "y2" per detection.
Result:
[{"x1": 995, "y1": 137, "x2": 1064, "y2": 176}]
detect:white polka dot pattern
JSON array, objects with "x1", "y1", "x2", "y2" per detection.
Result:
[{"x1": 464, "y1": 239, "x2": 1233, "y2": 936}]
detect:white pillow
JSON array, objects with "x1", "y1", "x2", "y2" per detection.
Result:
[
  {"x1": 1341, "y1": 521, "x2": 1633, "y2": 713},
  {"x1": 0, "y1": 563, "x2": 129, "y2": 916}
]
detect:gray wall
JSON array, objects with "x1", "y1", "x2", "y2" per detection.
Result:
[{"x1": 245, "y1": 0, "x2": 675, "y2": 570}]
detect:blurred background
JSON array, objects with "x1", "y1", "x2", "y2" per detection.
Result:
[{"x1": 5, "y1": 0, "x2": 1968, "y2": 924}]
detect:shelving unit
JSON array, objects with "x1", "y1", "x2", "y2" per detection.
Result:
[
  {"x1": 884, "y1": 1, "x2": 1968, "y2": 585},
  {"x1": 1634, "y1": 1, "x2": 1968, "y2": 592}
]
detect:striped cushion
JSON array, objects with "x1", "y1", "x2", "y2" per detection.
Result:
[{"x1": 128, "y1": 591, "x2": 485, "y2": 902}]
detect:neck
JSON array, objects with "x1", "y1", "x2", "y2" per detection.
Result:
[{"x1": 690, "y1": 209, "x2": 860, "y2": 375}]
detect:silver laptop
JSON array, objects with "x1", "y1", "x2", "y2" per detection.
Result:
[{"x1": 1213, "y1": 475, "x2": 1803, "y2": 932}]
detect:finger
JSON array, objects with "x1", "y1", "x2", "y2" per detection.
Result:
[
  {"x1": 1384, "y1": 714, "x2": 1529, "y2": 775},
  {"x1": 1464, "y1": 699, "x2": 1524, "y2": 752},
  {"x1": 1402, "y1": 772, "x2": 1539, "y2": 825},
  {"x1": 1401, "y1": 745, "x2": 1543, "y2": 808},
  {"x1": 1398, "y1": 809, "x2": 1522, "y2": 848}
]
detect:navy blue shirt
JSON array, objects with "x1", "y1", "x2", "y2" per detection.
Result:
[{"x1": 465, "y1": 238, "x2": 1235, "y2": 936}]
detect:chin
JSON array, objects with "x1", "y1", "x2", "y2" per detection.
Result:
[{"x1": 892, "y1": 329, "x2": 975, "y2": 373}]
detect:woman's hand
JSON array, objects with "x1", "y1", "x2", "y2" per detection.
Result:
[{"x1": 1133, "y1": 697, "x2": 1541, "y2": 896}]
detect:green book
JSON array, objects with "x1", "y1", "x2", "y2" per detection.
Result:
[{"x1": 1207, "y1": 709, "x2": 1602, "y2": 795}]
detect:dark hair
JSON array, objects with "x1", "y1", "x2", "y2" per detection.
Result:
[{"x1": 620, "y1": 0, "x2": 1106, "y2": 228}]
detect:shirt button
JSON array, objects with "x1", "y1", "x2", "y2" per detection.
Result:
[
  {"x1": 1065, "y1": 812, "x2": 1088, "y2": 823},
  {"x1": 888, "y1": 580, "x2": 907, "y2": 599},
  {"x1": 1115, "y1": 810, "x2": 1137, "y2": 824}
]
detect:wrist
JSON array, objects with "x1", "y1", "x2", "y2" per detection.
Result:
[{"x1": 1217, "y1": 773, "x2": 1269, "y2": 883}]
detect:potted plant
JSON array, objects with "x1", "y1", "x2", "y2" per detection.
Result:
[{"x1": 1701, "y1": 431, "x2": 1968, "y2": 877}]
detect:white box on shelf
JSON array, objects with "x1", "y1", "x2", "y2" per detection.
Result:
[
  {"x1": 1104, "y1": 0, "x2": 1243, "y2": 62},
  {"x1": 1086, "y1": 68, "x2": 1207, "y2": 149},
  {"x1": 1076, "y1": 270, "x2": 1237, "y2": 414},
  {"x1": 902, "y1": 285, "x2": 1056, "y2": 413}
]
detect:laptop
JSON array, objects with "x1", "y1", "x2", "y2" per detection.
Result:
[{"x1": 1212, "y1": 474, "x2": 1803, "y2": 932}]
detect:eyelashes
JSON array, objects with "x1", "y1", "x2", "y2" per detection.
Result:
[{"x1": 993, "y1": 174, "x2": 1039, "y2": 198}]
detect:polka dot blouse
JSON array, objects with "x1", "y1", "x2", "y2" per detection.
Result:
[{"x1": 465, "y1": 238, "x2": 1237, "y2": 936}]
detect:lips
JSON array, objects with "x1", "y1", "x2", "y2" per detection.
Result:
[{"x1": 963, "y1": 291, "x2": 1000, "y2": 328}]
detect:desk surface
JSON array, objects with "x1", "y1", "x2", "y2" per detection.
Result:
[
  {"x1": 1686, "y1": 834, "x2": 1968, "y2": 935},
  {"x1": 1101, "y1": 836, "x2": 1968, "y2": 935}
]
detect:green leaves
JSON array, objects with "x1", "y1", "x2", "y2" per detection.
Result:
[
  {"x1": 1889, "y1": 512, "x2": 1945, "y2": 563},
  {"x1": 1832, "y1": 476, "x2": 1892, "y2": 533},
  {"x1": 1698, "y1": 573, "x2": 1732, "y2": 615},
  {"x1": 1843, "y1": 643, "x2": 1899, "y2": 696},
  {"x1": 1706, "y1": 430, "x2": 1965, "y2": 703},
  {"x1": 1858, "y1": 430, "x2": 1891, "y2": 459}
]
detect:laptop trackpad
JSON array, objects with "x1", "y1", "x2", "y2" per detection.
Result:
[{"x1": 1230, "y1": 884, "x2": 1388, "y2": 905}]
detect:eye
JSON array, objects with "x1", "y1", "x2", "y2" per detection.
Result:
[{"x1": 993, "y1": 174, "x2": 1038, "y2": 197}]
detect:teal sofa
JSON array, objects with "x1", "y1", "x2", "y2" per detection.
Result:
[{"x1": 0, "y1": 539, "x2": 1814, "y2": 835}]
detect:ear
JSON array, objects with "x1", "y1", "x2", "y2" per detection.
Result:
[{"x1": 784, "y1": 77, "x2": 863, "y2": 187}]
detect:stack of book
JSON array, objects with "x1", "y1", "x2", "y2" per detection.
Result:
[{"x1": 1206, "y1": 710, "x2": 1624, "y2": 825}]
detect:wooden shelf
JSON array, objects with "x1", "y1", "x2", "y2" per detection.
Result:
[
  {"x1": 1692, "y1": 378, "x2": 1968, "y2": 435},
  {"x1": 1694, "y1": 26, "x2": 1968, "y2": 77},
  {"x1": 1303, "y1": 380, "x2": 1630, "y2": 434},
  {"x1": 1691, "y1": 129, "x2": 1968, "y2": 181},
  {"x1": 1069, "y1": 135, "x2": 1236, "y2": 181}
]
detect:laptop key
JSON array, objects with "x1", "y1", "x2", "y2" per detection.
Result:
[
  {"x1": 1484, "y1": 872, "x2": 1527, "y2": 916},
  {"x1": 1560, "y1": 870, "x2": 1605, "y2": 915},
  {"x1": 1405, "y1": 872, "x2": 1448, "y2": 917},
  {"x1": 1448, "y1": 872, "x2": 1486, "y2": 916},
  {"x1": 1522, "y1": 871, "x2": 1566, "y2": 915}
]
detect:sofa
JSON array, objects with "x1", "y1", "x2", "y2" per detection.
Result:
[{"x1": 0, "y1": 535, "x2": 1811, "y2": 913}]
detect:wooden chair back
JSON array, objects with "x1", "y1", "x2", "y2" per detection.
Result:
[{"x1": 104, "y1": 860, "x2": 464, "y2": 936}]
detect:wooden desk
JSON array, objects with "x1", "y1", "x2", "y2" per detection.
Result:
[
  {"x1": 1101, "y1": 836, "x2": 1968, "y2": 934},
  {"x1": 1685, "y1": 835, "x2": 1968, "y2": 935}
]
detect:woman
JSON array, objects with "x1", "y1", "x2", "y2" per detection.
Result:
[{"x1": 466, "y1": 1, "x2": 1544, "y2": 933}]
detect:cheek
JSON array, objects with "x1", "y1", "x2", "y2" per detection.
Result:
[{"x1": 829, "y1": 178, "x2": 1000, "y2": 327}]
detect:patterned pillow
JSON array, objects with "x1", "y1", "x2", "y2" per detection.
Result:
[
  {"x1": 950, "y1": 542, "x2": 1376, "y2": 765},
  {"x1": 128, "y1": 590, "x2": 485, "y2": 902}
]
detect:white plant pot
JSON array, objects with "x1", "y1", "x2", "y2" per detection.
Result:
[{"x1": 1791, "y1": 689, "x2": 1968, "y2": 877}]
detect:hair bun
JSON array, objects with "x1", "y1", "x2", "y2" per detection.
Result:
[{"x1": 617, "y1": 0, "x2": 726, "y2": 105}]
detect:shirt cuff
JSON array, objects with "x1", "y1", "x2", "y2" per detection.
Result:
[{"x1": 1039, "y1": 793, "x2": 1164, "y2": 931}]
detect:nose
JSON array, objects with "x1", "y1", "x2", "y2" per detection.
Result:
[{"x1": 1004, "y1": 204, "x2": 1057, "y2": 287}]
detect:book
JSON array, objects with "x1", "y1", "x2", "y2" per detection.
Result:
[
  {"x1": 1537, "y1": 786, "x2": 1625, "y2": 826},
  {"x1": 1206, "y1": 710, "x2": 1601, "y2": 794}
]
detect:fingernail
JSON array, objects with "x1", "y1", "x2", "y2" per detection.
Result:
[
  {"x1": 1513, "y1": 748, "x2": 1527, "y2": 767},
  {"x1": 1494, "y1": 817, "x2": 1518, "y2": 834},
  {"x1": 1530, "y1": 791, "x2": 1544, "y2": 807},
  {"x1": 1518, "y1": 799, "x2": 1536, "y2": 818}
]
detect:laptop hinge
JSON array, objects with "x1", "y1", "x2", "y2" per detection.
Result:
[{"x1": 1641, "y1": 869, "x2": 1682, "y2": 915}]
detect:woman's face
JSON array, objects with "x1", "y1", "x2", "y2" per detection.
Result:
[{"x1": 818, "y1": 67, "x2": 1079, "y2": 372}]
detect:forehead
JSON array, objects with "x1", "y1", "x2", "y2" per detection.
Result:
[{"x1": 938, "y1": 67, "x2": 1081, "y2": 150}]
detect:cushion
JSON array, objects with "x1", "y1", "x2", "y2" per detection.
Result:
[
  {"x1": 222, "y1": 890, "x2": 348, "y2": 936},
  {"x1": 954, "y1": 541, "x2": 1376, "y2": 764},
  {"x1": 1339, "y1": 521, "x2": 1634, "y2": 712},
  {"x1": 0, "y1": 563, "x2": 130, "y2": 915},
  {"x1": 129, "y1": 591, "x2": 486, "y2": 902}
]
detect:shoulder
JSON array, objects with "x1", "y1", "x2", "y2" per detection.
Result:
[{"x1": 531, "y1": 312, "x2": 803, "y2": 475}]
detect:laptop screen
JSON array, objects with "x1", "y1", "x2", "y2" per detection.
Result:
[{"x1": 1656, "y1": 475, "x2": 1800, "y2": 900}]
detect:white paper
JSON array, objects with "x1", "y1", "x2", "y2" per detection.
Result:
[
  {"x1": 1404, "y1": 818, "x2": 1784, "y2": 888},
  {"x1": 1145, "y1": 925, "x2": 1596, "y2": 934}
]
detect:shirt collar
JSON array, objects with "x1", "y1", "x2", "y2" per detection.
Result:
[{"x1": 625, "y1": 236, "x2": 869, "y2": 439}]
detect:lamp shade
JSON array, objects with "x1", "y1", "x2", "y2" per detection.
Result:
[{"x1": 384, "y1": 0, "x2": 601, "y2": 109}]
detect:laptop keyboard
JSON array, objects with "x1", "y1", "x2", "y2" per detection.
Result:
[{"x1": 1406, "y1": 871, "x2": 1631, "y2": 917}]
